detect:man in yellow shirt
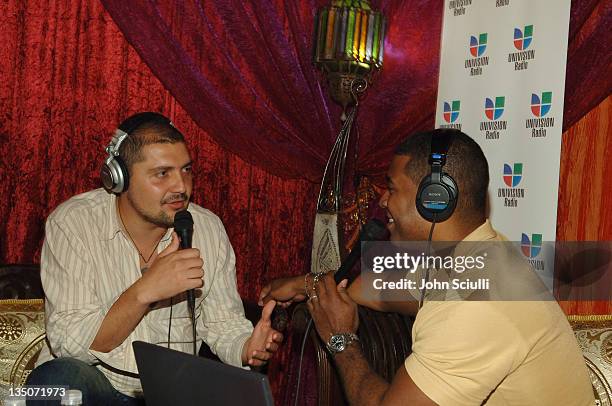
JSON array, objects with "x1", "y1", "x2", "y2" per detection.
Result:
[{"x1": 260, "y1": 129, "x2": 594, "y2": 405}]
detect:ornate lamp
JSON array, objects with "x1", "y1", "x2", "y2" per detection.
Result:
[
  {"x1": 310, "y1": 0, "x2": 386, "y2": 275},
  {"x1": 313, "y1": 0, "x2": 386, "y2": 115}
]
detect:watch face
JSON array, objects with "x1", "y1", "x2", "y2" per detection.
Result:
[{"x1": 330, "y1": 334, "x2": 346, "y2": 352}]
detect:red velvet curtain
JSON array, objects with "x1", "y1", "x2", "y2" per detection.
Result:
[
  {"x1": 97, "y1": 0, "x2": 611, "y2": 182},
  {"x1": 96, "y1": 0, "x2": 444, "y2": 181}
]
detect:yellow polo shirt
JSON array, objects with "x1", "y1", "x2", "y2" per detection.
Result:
[{"x1": 404, "y1": 220, "x2": 594, "y2": 405}]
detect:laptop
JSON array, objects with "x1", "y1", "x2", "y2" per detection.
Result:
[{"x1": 133, "y1": 341, "x2": 274, "y2": 406}]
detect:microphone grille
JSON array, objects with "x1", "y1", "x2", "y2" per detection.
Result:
[{"x1": 174, "y1": 210, "x2": 193, "y2": 230}]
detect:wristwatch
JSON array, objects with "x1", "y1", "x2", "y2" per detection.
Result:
[{"x1": 326, "y1": 332, "x2": 360, "y2": 355}]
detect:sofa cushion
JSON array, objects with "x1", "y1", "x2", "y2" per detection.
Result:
[
  {"x1": 0, "y1": 299, "x2": 45, "y2": 400},
  {"x1": 568, "y1": 315, "x2": 612, "y2": 405}
]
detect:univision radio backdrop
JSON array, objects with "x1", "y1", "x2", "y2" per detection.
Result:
[{"x1": 435, "y1": 0, "x2": 571, "y2": 288}]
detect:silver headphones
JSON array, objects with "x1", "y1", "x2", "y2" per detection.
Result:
[{"x1": 100, "y1": 112, "x2": 173, "y2": 193}]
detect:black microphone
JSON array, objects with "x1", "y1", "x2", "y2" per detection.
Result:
[
  {"x1": 270, "y1": 219, "x2": 387, "y2": 333},
  {"x1": 173, "y1": 210, "x2": 195, "y2": 314},
  {"x1": 334, "y1": 218, "x2": 388, "y2": 284}
]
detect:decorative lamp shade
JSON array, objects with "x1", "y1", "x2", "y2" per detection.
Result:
[{"x1": 313, "y1": 0, "x2": 386, "y2": 109}]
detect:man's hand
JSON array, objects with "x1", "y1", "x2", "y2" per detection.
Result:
[
  {"x1": 307, "y1": 273, "x2": 359, "y2": 342},
  {"x1": 258, "y1": 275, "x2": 307, "y2": 308},
  {"x1": 133, "y1": 232, "x2": 204, "y2": 305},
  {"x1": 242, "y1": 300, "x2": 284, "y2": 366}
]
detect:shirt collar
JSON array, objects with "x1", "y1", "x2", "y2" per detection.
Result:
[
  {"x1": 462, "y1": 219, "x2": 498, "y2": 242},
  {"x1": 101, "y1": 192, "x2": 122, "y2": 241},
  {"x1": 100, "y1": 192, "x2": 174, "y2": 242}
]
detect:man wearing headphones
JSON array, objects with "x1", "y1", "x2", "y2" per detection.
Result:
[
  {"x1": 28, "y1": 112, "x2": 283, "y2": 404},
  {"x1": 260, "y1": 129, "x2": 593, "y2": 405}
]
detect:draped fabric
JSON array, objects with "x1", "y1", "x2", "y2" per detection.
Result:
[
  {"x1": 557, "y1": 95, "x2": 612, "y2": 316},
  {"x1": 98, "y1": 0, "x2": 611, "y2": 182},
  {"x1": 565, "y1": 0, "x2": 612, "y2": 128},
  {"x1": 97, "y1": 0, "x2": 443, "y2": 181}
]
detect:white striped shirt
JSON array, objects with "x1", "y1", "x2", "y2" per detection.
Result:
[{"x1": 37, "y1": 188, "x2": 253, "y2": 397}]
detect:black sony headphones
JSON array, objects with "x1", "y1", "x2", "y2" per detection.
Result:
[
  {"x1": 415, "y1": 131, "x2": 458, "y2": 223},
  {"x1": 100, "y1": 112, "x2": 173, "y2": 193}
]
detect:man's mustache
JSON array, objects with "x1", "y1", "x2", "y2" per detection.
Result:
[{"x1": 161, "y1": 193, "x2": 189, "y2": 204}]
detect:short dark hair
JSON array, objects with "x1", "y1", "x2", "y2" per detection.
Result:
[
  {"x1": 117, "y1": 115, "x2": 185, "y2": 170},
  {"x1": 394, "y1": 129, "x2": 489, "y2": 216}
]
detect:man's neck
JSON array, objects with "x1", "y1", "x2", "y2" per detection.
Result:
[
  {"x1": 116, "y1": 196, "x2": 167, "y2": 245},
  {"x1": 433, "y1": 215, "x2": 486, "y2": 241}
]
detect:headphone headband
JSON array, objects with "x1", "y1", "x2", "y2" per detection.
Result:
[
  {"x1": 415, "y1": 130, "x2": 459, "y2": 223},
  {"x1": 429, "y1": 131, "x2": 454, "y2": 165},
  {"x1": 104, "y1": 129, "x2": 130, "y2": 158}
]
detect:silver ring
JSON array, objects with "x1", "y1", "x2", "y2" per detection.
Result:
[{"x1": 310, "y1": 295, "x2": 319, "y2": 300}]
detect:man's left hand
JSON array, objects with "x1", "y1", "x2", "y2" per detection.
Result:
[
  {"x1": 307, "y1": 273, "x2": 359, "y2": 343},
  {"x1": 243, "y1": 300, "x2": 284, "y2": 367}
]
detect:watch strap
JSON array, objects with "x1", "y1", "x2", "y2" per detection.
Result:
[{"x1": 326, "y1": 332, "x2": 360, "y2": 355}]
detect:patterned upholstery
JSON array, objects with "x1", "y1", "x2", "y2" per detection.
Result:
[
  {"x1": 0, "y1": 299, "x2": 46, "y2": 400},
  {"x1": 569, "y1": 315, "x2": 612, "y2": 406},
  {"x1": 0, "y1": 265, "x2": 46, "y2": 399}
]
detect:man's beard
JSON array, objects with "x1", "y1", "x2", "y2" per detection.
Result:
[{"x1": 127, "y1": 192, "x2": 189, "y2": 228}]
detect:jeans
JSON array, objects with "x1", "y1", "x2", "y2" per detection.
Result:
[{"x1": 25, "y1": 358, "x2": 145, "y2": 405}]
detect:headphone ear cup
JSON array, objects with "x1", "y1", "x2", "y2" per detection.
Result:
[
  {"x1": 437, "y1": 173, "x2": 458, "y2": 222},
  {"x1": 416, "y1": 173, "x2": 458, "y2": 223},
  {"x1": 416, "y1": 175, "x2": 435, "y2": 222},
  {"x1": 114, "y1": 156, "x2": 130, "y2": 193},
  {"x1": 101, "y1": 156, "x2": 129, "y2": 193},
  {"x1": 101, "y1": 163, "x2": 114, "y2": 192}
]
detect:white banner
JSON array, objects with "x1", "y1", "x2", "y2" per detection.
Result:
[{"x1": 435, "y1": 0, "x2": 571, "y2": 285}]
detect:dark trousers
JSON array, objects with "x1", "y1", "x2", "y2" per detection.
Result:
[{"x1": 25, "y1": 358, "x2": 145, "y2": 405}]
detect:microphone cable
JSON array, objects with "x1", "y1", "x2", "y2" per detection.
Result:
[
  {"x1": 294, "y1": 317, "x2": 314, "y2": 406},
  {"x1": 167, "y1": 296, "x2": 173, "y2": 349},
  {"x1": 166, "y1": 295, "x2": 197, "y2": 355},
  {"x1": 189, "y1": 298, "x2": 197, "y2": 355}
]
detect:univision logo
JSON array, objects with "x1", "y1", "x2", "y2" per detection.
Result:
[
  {"x1": 465, "y1": 33, "x2": 489, "y2": 76},
  {"x1": 503, "y1": 163, "x2": 522, "y2": 187},
  {"x1": 521, "y1": 233, "x2": 544, "y2": 271},
  {"x1": 514, "y1": 25, "x2": 533, "y2": 50},
  {"x1": 440, "y1": 100, "x2": 462, "y2": 130},
  {"x1": 525, "y1": 92, "x2": 554, "y2": 138},
  {"x1": 485, "y1": 96, "x2": 504, "y2": 120},
  {"x1": 470, "y1": 33, "x2": 487, "y2": 57},
  {"x1": 449, "y1": 0, "x2": 472, "y2": 16},
  {"x1": 498, "y1": 163, "x2": 525, "y2": 207},
  {"x1": 480, "y1": 97, "x2": 507, "y2": 140},
  {"x1": 508, "y1": 25, "x2": 535, "y2": 71},
  {"x1": 444, "y1": 100, "x2": 460, "y2": 123},
  {"x1": 531, "y1": 92, "x2": 551, "y2": 117}
]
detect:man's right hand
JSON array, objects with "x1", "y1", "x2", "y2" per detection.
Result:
[
  {"x1": 258, "y1": 275, "x2": 307, "y2": 308},
  {"x1": 133, "y1": 232, "x2": 204, "y2": 305}
]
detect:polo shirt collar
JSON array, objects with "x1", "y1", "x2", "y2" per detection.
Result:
[{"x1": 462, "y1": 219, "x2": 497, "y2": 242}]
